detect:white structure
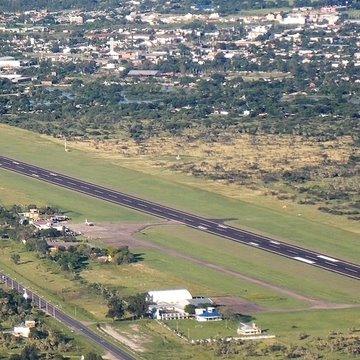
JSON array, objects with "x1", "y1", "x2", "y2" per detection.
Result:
[
  {"x1": 147, "y1": 289, "x2": 192, "y2": 305},
  {"x1": 281, "y1": 14, "x2": 306, "y2": 25},
  {"x1": 69, "y1": 16, "x2": 84, "y2": 25},
  {"x1": 195, "y1": 307, "x2": 222, "y2": 322},
  {"x1": 148, "y1": 289, "x2": 216, "y2": 320},
  {"x1": 0, "y1": 56, "x2": 21, "y2": 68},
  {"x1": 153, "y1": 308, "x2": 190, "y2": 320},
  {"x1": 237, "y1": 322, "x2": 262, "y2": 335},
  {"x1": 13, "y1": 325, "x2": 31, "y2": 338}
]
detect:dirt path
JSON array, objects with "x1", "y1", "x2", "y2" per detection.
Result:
[{"x1": 70, "y1": 222, "x2": 360, "y2": 311}]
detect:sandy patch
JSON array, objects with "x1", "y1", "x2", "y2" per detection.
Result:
[{"x1": 101, "y1": 325, "x2": 149, "y2": 353}]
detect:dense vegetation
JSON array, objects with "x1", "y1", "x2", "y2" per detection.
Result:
[{"x1": 0, "y1": 287, "x2": 94, "y2": 359}]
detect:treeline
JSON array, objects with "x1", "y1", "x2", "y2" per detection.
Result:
[{"x1": 1, "y1": 0, "x2": 357, "y2": 14}]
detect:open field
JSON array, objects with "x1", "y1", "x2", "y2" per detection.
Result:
[
  {"x1": 135, "y1": 225, "x2": 360, "y2": 305},
  {"x1": 82, "y1": 249, "x2": 306, "y2": 310},
  {"x1": 0, "y1": 125, "x2": 359, "y2": 263}
]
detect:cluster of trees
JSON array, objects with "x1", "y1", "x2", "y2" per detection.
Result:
[
  {"x1": 106, "y1": 293, "x2": 150, "y2": 320},
  {"x1": 0, "y1": 204, "x2": 139, "y2": 272},
  {"x1": 26, "y1": 240, "x2": 138, "y2": 272}
]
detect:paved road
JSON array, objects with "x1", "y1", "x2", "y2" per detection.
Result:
[
  {"x1": 0, "y1": 271, "x2": 135, "y2": 360},
  {"x1": 0, "y1": 155, "x2": 359, "y2": 280}
]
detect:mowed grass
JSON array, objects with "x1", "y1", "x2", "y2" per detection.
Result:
[
  {"x1": 82, "y1": 249, "x2": 307, "y2": 310},
  {"x1": 166, "y1": 308, "x2": 360, "y2": 342},
  {"x1": 0, "y1": 125, "x2": 358, "y2": 263},
  {"x1": 256, "y1": 308, "x2": 360, "y2": 342},
  {"x1": 136, "y1": 225, "x2": 360, "y2": 304}
]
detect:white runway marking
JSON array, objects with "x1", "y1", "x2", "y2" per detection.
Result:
[
  {"x1": 249, "y1": 242, "x2": 259, "y2": 246},
  {"x1": 287, "y1": 249, "x2": 297, "y2": 254},
  {"x1": 293, "y1": 257, "x2": 315, "y2": 264},
  {"x1": 325, "y1": 261, "x2": 337, "y2": 266},
  {"x1": 317, "y1": 255, "x2": 339, "y2": 262},
  {"x1": 198, "y1": 226, "x2": 207, "y2": 230}
]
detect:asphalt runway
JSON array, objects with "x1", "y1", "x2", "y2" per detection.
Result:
[{"x1": 0, "y1": 155, "x2": 359, "y2": 280}]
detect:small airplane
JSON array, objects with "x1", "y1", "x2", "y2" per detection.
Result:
[{"x1": 85, "y1": 219, "x2": 94, "y2": 226}]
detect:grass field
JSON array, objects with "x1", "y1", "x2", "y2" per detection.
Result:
[
  {"x1": 82, "y1": 249, "x2": 307, "y2": 309},
  {"x1": 135, "y1": 225, "x2": 360, "y2": 304},
  {"x1": 0, "y1": 125, "x2": 359, "y2": 263}
]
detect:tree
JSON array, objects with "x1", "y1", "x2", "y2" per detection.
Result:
[
  {"x1": 184, "y1": 304, "x2": 196, "y2": 315},
  {"x1": 127, "y1": 293, "x2": 149, "y2": 319},
  {"x1": 106, "y1": 296, "x2": 124, "y2": 319},
  {"x1": 113, "y1": 246, "x2": 135, "y2": 265},
  {"x1": 10, "y1": 254, "x2": 20, "y2": 265},
  {"x1": 10, "y1": 344, "x2": 41, "y2": 360}
]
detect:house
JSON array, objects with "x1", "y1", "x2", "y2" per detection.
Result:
[
  {"x1": 25, "y1": 320, "x2": 36, "y2": 328},
  {"x1": 13, "y1": 325, "x2": 31, "y2": 338},
  {"x1": 18, "y1": 208, "x2": 39, "y2": 220},
  {"x1": 195, "y1": 307, "x2": 222, "y2": 322},
  {"x1": 237, "y1": 322, "x2": 262, "y2": 335},
  {"x1": 153, "y1": 308, "x2": 191, "y2": 320},
  {"x1": 32, "y1": 220, "x2": 51, "y2": 230}
]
